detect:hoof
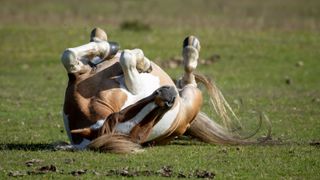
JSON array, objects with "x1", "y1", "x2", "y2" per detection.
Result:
[
  {"x1": 182, "y1": 35, "x2": 200, "y2": 72},
  {"x1": 106, "y1": 41, "x2": 120, "y2": 59},
  {"x1": 183, "y1": 35, "x2": 200, "y2": 52},
  {"x1": 90, "y1": 27, "x2": 108, "y2": 42}
]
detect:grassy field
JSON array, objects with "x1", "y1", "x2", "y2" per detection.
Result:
[{"x1": 0, "y1": 0, "x2": 319, "y2": 179}]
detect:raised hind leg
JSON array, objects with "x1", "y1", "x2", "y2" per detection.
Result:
[
  {"x1": 177, "y1": 36, "x2": 201, "y2": 88},
  {"x1": 154, "y1": 36, "x2": 203, "y2": 145}
]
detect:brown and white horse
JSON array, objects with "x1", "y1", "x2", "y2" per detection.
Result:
[{"x1": 59, "y1": 28, "x2": 270, "y2": 153}]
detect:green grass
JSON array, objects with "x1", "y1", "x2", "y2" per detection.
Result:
[{"x1": 0, "y1": 0, "x2": 320, "y2": 179}]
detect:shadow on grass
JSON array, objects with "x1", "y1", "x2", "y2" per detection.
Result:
[
  {"x1": 1, "y1": 139, "x2": 317, "y2": 152},
  {"x1": 0, "y1": 143, "x2": 55, "y2": 151},
  {"x1": 169, "y1": 136, "x2": 316, "y2": 147}
]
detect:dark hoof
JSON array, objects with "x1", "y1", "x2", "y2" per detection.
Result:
[{"x1": 107, "y1": 41, "x2": 120, "y2": 59}]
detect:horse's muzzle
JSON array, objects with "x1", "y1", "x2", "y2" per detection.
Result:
[{"x1": 154, "y1": 86, "x2": 177, "y2": 108}]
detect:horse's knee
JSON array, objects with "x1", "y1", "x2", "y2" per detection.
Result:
[
  {"x1": 182, "y1": 46, "x2": 199, "y2": 73},
  {"x1": 132, "y1": 49, "x2": 152, "y2": 73},
  {"x1": 61, "y1": 49, "x2": 85, "y2": 73},
  {"x1": 120, "y1": 50, "x2": 136, "y2": 70},
  {"x1": 120, "y1": 48, "x2": 152, "y2": 71}
]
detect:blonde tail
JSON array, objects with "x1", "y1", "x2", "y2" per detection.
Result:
[
  {"x1": 187, "y1": 112, "x2": 271, "y2": 144},
  {"x1": 190, "y1": 73, "x2": 271, "y2": 144},
  {"x1": 194, "y1": 73, "x2": 241, "y2": 130}
]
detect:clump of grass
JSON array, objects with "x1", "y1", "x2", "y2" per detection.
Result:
[{"x1": 120, "y1": 20, "x2": 151, "y2": 31}]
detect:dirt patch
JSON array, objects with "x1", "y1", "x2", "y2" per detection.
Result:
[
  {"x1": 9, "y1": 165, "x2": 215, "y2": 178},
  {"x1": 8, "y1": 171, "x2": 27, "y2": 177},
  {"x1": 194, "y1": 170, "x2": 216, "y2": 179},
  {"x1": 27, "y1": 165, "x2": 58, "y2": 175},
  {"x1": 70, "y1": 169, "x2": 87, "y2": 176},
  {"x1": 120, "y1": 20, "x2": 151, "y2": 31},
  {"x1": 25, "y1": 159, "x2": 43, "y2": 167},
  {"x1": 105, "y1": 166, "x2": 215, "y2": 179},
  {"x1": 309, "y1": 140, "x2": 320, "y2": 147}
]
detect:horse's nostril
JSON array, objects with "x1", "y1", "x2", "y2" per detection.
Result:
[
  {"x1": 165, "y1": 102, "x2": 172, "y2": 108},
  {"x1": 170, "y1": 96, "x2": 176, "y2": 103},
  {"x1": 165, "y1": 96, "x2": 176, "y2": 107},
  {"x1": 154, "y1": 86, "x2": 177, "y2": 108},
  {"x1": 155, "y1": 89, "x2": 161, "y2": 95}
]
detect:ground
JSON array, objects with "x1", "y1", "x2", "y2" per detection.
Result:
[{"x1": 0, "y1": 0, "x2": 319, "y2": 179}]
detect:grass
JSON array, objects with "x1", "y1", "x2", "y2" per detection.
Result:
[{"x1": 0, "y1": 0, "x2": 319, "y2": 179}]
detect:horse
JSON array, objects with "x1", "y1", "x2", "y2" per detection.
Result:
[{"x1": 59, "y1": 27, "x2": 270, "y2": 153}]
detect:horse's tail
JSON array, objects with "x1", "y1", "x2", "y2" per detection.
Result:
[
  {"x1": 188, "y1": 73, "x2": 271, "y2": 145},
  {"x1": 88, "y1": 133, "x2": 142, "y2": 153},
  {"x1": 187, "y1": 111, "x2": 271, "y2": 144}
]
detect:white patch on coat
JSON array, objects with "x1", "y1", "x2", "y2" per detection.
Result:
[
  {"x1": 118, "y1": 73, "x2": 160, "y2": 109},
  {"x1": 72, "y1": 138, "x2": 91, "y2": 150},
  {"x1": 146, "y1": 101, "x2": 180, "y2": 141},
  {"x1": 90, "y1": 119, "x2": 105, "y2": 130},
  {"x1": 56, "y1": 138, "x2": 91, "y2": 151},
  {"x1": 63, "y1": 112, "x2": 73, "y2": 144},
  {"x1": 115, "y1": 103, "x2": 157, "y2": 134}
]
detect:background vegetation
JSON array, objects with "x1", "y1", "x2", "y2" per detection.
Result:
[{"x1": 0, "y1": 0, "x2": 319, "y2": 179}]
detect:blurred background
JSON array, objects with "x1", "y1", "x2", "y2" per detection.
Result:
[{"x1": 1, "y1": 0, "x2": 320, "y2": 30}]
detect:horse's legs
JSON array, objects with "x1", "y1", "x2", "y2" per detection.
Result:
[
  {"x1": 119, "y1": 49, "x2": 152, "y2": 94},
  {"x1": 177, "y1": 36, "x2": 201, "y2": 88},
  {"x1": 61, "y1": 28, "x2": 119, "y2": 73},
  {"x1": 154, "y1": 36, "x2": 203, "y2": 144}
]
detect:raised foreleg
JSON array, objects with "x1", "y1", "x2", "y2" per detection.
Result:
[
  {"x1": 61, "y1": 28, "x2": 119, "y2": 73},
  {"x1": 119, "y1": 49, "x2": 153, "y2": 95}
]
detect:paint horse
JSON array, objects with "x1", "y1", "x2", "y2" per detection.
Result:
[{"x1": 60, "y1": 28, "x2": 269, "y2": 153}]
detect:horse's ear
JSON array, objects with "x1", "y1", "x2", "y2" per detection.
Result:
[{"x1": 71, "y1": 128, "x2": 98, "y2": 140}]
